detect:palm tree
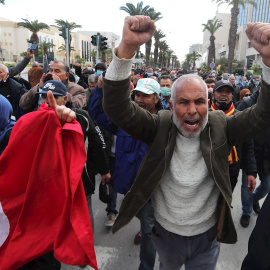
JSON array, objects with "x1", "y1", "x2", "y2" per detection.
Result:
[
  {"x1": 17, "y1": 18, "x2": 49, "y2": 59},
  {"x1": 166, "y1": 49, "x2": 174, "y2": 68},
  {"x1": 120, "y1": 1, "x2": 153, "y2": 57},
  {"x1": 153, "y1": 29, "x2": 166, "y2": 68},
  {"x1": 189, "y1": 51, "x2": 202, "y2": 69},
  {"x1": 58, "y1": 44, "x2": 75, "y2": 58},
  {"x1": 184, "y1": 53, "x2": 192, "y2": 70},
  {"x1": 54, "y1": 20, "x2": 82, "y2": 64},
  {"x1": 38, "y1": 41, "x2": 54, "y2": 57},
  {"x1": 171, "y1": 54, "x2": 178, "y2": 69},
  {"x1": 213, "y1": 0, "x2": 256, "y2": 73},
  {"x1": 158, "y1": 41, "x2": 169, "y2": 68},
  {"x1": 202, "y1": 18, "x2": 223, "y2": 70},
  {"x1": 144, "y1": 9, "x2": 162, "y2": 67}
]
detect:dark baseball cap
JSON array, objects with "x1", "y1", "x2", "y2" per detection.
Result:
[
  {"x1": 38, "y1": 80, "x2": 67, "y2": 96},
  {"x1": 213, "y1": 80, "x2": 234, "y2": 93}
]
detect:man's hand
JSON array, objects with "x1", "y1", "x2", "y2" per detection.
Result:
[
  {"x1": 101, "y1": 173, "x2": 111, "y2": 184},
  {"x1": 98, "y1": 75, "x2": 103, "y2": 88},
  {"x1": 47, "y1": 90, "x2": 76, "y2": 125},
  {"x1": 27, "y1": 49, "x2": 34, "y2": 59},
  {"x1": 39, "y1": 73, "x2": 62, "y2": 88},
  {"x1": 117, "y1": 16, "x2": 156, "y2": 59},
  {"x1": 246, "y1": 23, "x2": 270, "y2": 67},
  {"x1": 132, "y1": 74, "x2": 141, "y2": 86},
  {"x1": 247, "y1": 175, "x2": 256, "y2": 194}
]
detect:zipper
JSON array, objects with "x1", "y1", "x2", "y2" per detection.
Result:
[{"x1": 209, "y1": 127, "x2": 230, "y2": 207}]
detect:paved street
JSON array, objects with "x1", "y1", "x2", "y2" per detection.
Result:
[
  {"x1": 19, "y1": 68, "x2": 262, "y2": 270},
  {"x1": 61, "y1": 172, "x2": 263, "y2": 270}
]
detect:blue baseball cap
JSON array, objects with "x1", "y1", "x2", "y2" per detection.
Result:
[
  {"x1": 134, "y1": 78, "x2": 160, "y2": 95},
  {"x1": 38, "y1": 80, "x2": 67, "y2": 96}
]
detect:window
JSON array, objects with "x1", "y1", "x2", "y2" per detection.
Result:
[
  {"x1": 9, "y1": 42, "x2": 12, "y2": 46},
  {"x1": 8, "y1": 33, "x2": 11, "y2": 36}
]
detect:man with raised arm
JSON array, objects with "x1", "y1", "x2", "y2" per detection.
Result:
[{"x1": 103, "y1": 16, "x2": 270, "y2": 270}]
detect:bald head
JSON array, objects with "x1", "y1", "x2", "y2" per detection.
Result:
[{"x1": 171, "y1": 74, "x2": 208, "y2": 105}]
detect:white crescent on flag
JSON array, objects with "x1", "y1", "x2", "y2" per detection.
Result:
[{"x1": 0, "y1": 202, "x2": 10, "y2": 247}]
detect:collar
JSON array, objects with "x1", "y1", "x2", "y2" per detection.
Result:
[{"x1": 211, "y1": 102, "x2": 235, "y2": 116}]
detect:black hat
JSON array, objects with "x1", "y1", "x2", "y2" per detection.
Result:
[
  {"x1": 95, "y1": 62, "x2": 107, "y2": 71},
  {"x1": 213, "y1": 80, "x2": 234, "y2": 93},
  {"x1": 38, "y1": 80, "x2": 67, "y2": 96}
]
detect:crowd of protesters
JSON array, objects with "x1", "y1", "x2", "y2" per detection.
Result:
[{"x1": 1, "y1": 17, "x2": 270, "y2": 270}]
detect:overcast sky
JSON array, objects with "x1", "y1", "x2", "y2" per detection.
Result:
[{"x1": 1, "y1": 0, "x2": 230, "y2": 61}]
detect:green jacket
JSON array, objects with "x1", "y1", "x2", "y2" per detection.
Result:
[{"x1": 103, "y1": 77, "x2": 270, "y2": 244}]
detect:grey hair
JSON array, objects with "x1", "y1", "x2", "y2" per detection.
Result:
[
  {"x1": 32, "y1": 61, "x2": 39, "y2": 67},
  {"x1": 88, "y1": 74, "x2": 99, "y2": 83},
  {"x1": 0, "y1": 64, "x2": 8, "y2": 73},
  {"x1": 171, "y1": 74, "x2": 208, "y2": 105},
  {"x1": 51, "y1": 60, "x2": 69, "y2": 73}
]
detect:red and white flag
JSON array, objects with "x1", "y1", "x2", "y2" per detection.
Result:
[{"x1": 0, "y1": 104, "x2": 98, "y2": 270}]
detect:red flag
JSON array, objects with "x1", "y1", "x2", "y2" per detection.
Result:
[{"x1": 0, "y1": 104, "x2": 98, "y2": 270}]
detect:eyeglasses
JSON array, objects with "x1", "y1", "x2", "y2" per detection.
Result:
[{"x1": 244, "y1": 94, "x2": 252, "y2": 97}]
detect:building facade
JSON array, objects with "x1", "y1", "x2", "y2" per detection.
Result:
[
  {"x1": 237, "y1": 0, "x2": 270, "y2": 67},
  {"x1": 0, "y1": 17, "x2": 119, "y2": 65},
  {"x1": 202, "y1": 12, "x2": 231, "y2": 64}
]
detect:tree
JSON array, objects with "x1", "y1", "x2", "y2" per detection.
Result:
[
  {"x1": 58, "y1": 44, "x2": 75, "y2": 59},
  {"x1": 213, "y1": 0, "x2": 256, "y2": 73},
  {"x1": 120, "y1": 1, "x2": 153, "y2": 57},
  {"x1": 190, "y1": 51, "x2": 201, "y2": 69},
  {"x1": 183, "y1": 53, "x2": 192, "y2": 70},
  {"x1": 158, "y1": 41, "x2": 169, "y2": 68},
  {"x1": 54, "y1": 20, "x2": 82, "y2": 64},
  {"x1": 171, "y1": 54, "x2": 178, "y2": 69},
  {"x1": 38, "y1": 41, "x2": 54, "y2": 57},
  {"x1": 153, "y1": 29, "x2": 166, "y2": 68},
  {"x1": 202, "y1": 18, "x2": 223, "y2": 70},
  {"x1": 17, "y1": 18, "x2": 49, "y2": 59},
  {"x1": 166, "y1": 49, "x2": 174, "y2": 68},
  {"x1": 215, "y1": 56, "x2": 229, "y2": 73},
  {"x1": 144, "y1": 9, "x2": 162, "y2": 67}
]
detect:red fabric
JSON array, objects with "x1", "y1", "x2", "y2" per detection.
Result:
[{"x1": 0, "y1": 104, "x2": 98, "y2": 270}]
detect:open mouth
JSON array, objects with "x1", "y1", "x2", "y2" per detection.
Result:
[
  {"x1": 184, "y1": 120, "x2": 199, "y2": 129},
  {"x1": 220, "y1": 98, "x2": 227, "y2": 102}
]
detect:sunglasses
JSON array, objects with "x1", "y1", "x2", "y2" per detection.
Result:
[
  {"x1": 41, "y1": 94, "x2": 61, "y2": 99},
  {"x1": 244, "y1": 94, "x2": 252, "y2": 97}
]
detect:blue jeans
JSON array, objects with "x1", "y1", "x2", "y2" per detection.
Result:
[
  {"x1": 241, "y1": 171, "x2": 270, "y2": 216},
  {"x1": 136, "y1": 201, "x2": 156, "y2": 270},
  {"x1": 253, "y1": 173, "x2": 270, "y2": 204},
  {"x1": 241, "y1": 171, "x2": 253, "y2": 216},
  {"x1": 105, "y1": 189, "x2": 118, "y2": 215},
  {"x1": 151, "y1": 222, "x2": 220, "y2": 270}
]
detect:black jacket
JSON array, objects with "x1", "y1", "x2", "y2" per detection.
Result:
[
  {"x1": 0, "y1": 78, "x2": 28, "y2": 120},
  {"x1": 70, "y1": 104, "x2": 109, "y2": 195},
  {"x1": 237, "y1": 91, "x2": 270, "y2": 174}
]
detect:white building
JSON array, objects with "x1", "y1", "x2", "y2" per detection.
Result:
[
  {"x1": 202, "y1": 12, "x2": 231, "y2": 62},
  {"x1": 0, "y1": 17, "x2": 119, "y2": 65}
]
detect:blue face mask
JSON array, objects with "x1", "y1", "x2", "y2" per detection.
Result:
[
  {"x1": 96, "y1": 70, "x2": 103, "y2": 76},
  {"x1": 160, "y1": 87, "x2": 171, "y2": 97},
  {"x1": 147, "y1": 73, "x2": 153, "y2": 77},
  {"x1": 255, "y1": 81, "x2": 260, "y2": 85}
]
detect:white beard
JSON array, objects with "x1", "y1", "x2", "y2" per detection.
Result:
[{"x1": 172, "y1": 112, "x2": 208, "y2": 138}]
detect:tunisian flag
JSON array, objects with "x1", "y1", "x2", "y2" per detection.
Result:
[{"x1": 0, "y1": 104, "x2": 98, "y2": 270}]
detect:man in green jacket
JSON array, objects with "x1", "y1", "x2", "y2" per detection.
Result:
[{"x1": 103, "y1": 16, "x2": 270, "y2": 270}]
